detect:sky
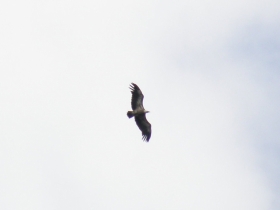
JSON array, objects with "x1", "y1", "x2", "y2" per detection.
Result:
[{"x1": 0, "y1": 0, "x2": 279, "y2": 209}]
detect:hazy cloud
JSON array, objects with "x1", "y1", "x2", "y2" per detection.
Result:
[{"x1": 0, "y1": 0, "x2": 279, "y2": 209}]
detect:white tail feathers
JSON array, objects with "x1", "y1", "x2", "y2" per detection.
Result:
[{"x1": 127, "y1": 111, "x2": 134, "y2": 118}]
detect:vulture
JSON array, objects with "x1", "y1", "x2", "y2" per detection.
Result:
[{"x1": 127, "y1": 83, "x2": 152, "y2": 142}]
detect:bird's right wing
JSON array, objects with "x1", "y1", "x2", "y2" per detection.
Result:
[{"x1": 129, "y1": 83, "x2": 144, "y2": 110}]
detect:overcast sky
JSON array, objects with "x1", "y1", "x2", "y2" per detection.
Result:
[{"x1": 0, "y1": 0, "x2": 279, "y2": 209}]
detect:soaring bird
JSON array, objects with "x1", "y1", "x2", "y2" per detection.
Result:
[{"x1": 127, "y1": 83, "x2": 152, "y2": 142}]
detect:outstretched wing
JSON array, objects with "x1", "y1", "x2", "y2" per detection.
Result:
[
  {"x1": 135, "y1": 114, "x2": 152, "y2": 142},
  {"x1": 130, "y1": 83, "x2": 144, "y2": 110}
]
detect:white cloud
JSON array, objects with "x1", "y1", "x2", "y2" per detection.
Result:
[{"x1": 0, "y1": 0, "x2": 279, "y2": 209}]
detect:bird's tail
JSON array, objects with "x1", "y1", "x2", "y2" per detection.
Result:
[{"x1": 127, "y1": 111, "x2": 134, "y2": 118}]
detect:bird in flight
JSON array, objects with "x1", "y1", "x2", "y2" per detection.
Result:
[{"x1": 127, "y1": 83, "x2": 152, "y2": 142}]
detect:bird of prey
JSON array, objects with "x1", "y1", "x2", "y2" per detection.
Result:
[{"x1": 127, "y1": 83, "x2": 152, "y2": 142}]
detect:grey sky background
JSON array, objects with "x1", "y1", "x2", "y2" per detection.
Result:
[{"x1": 0, "y1": 0, "x2": 279, "y2": 209}]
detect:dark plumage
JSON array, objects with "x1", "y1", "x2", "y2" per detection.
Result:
[{"x1": 127, "y1": 83, "x2": 151, "y2": 142}]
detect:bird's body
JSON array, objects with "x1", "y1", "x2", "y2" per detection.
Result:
[{"x1": 127, "y1": 83, "x2": 151, "y2": 142}]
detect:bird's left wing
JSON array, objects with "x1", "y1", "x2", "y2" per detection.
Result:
[{"x1": 135, "y1": 114, "x2": 152, "y2": 142}]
